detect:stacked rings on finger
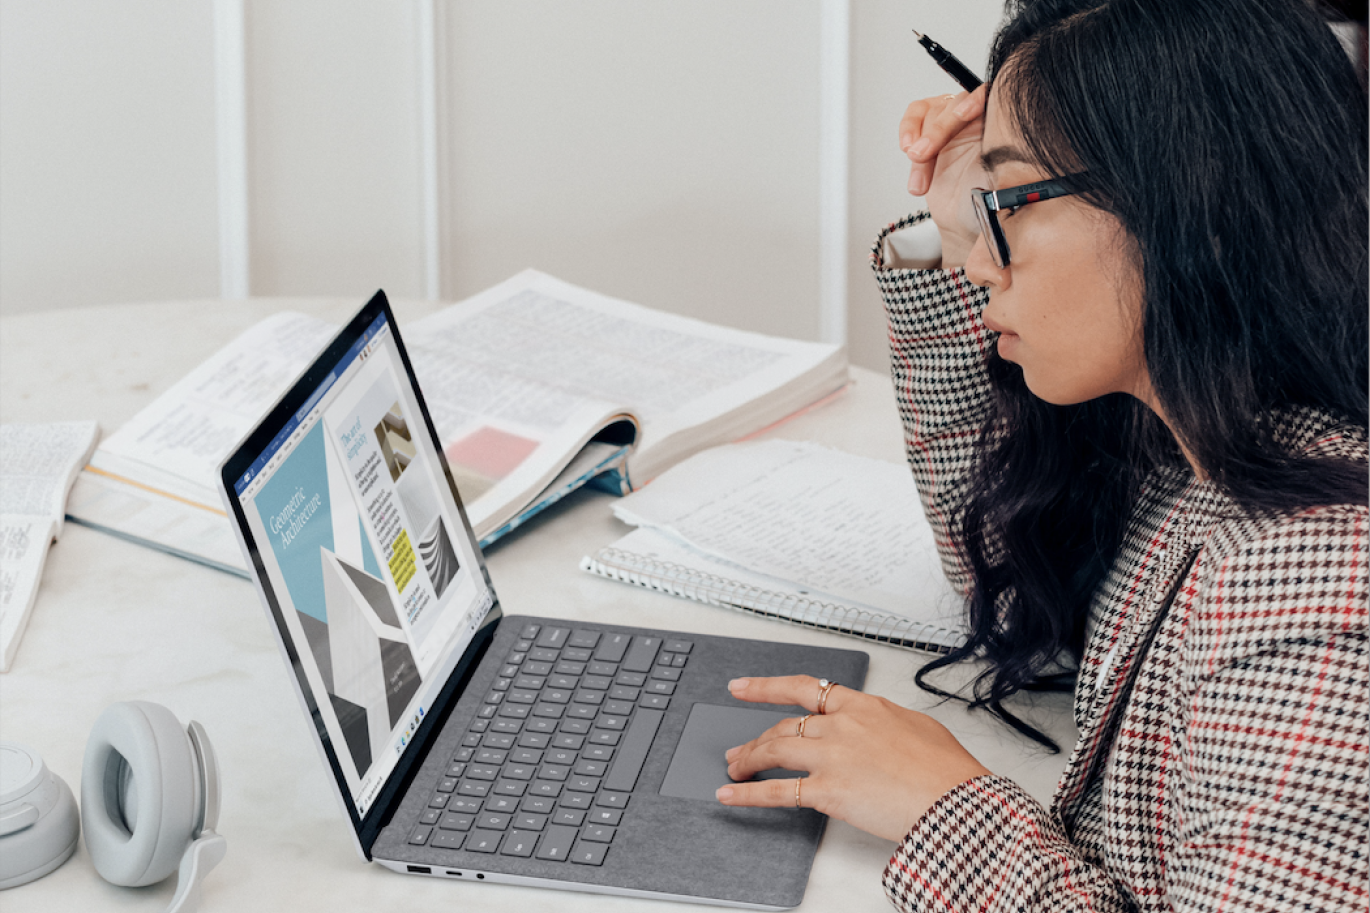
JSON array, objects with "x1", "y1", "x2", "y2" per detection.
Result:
[
  {"x1": 816, "y1": 679, "x2": 838, "y2": 715},
  {"x1": 794, "y1": 778, "x2": 803, "y2": 809},
  {"x1": 795, "y1": 714, "x2": 812, "y2": 738}
]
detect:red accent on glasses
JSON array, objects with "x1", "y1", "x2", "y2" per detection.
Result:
[{"x1": 1025, "y1": 192, "x2": 1042, "y2": 203}]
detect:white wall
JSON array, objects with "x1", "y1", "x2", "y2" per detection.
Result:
[{"x1": 0, "y1": 0, "x2": 1005, "y2": 369}]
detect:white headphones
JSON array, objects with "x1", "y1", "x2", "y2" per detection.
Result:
[{"x1": 0, "y1": 701, "x2": 226, "y2": 912}]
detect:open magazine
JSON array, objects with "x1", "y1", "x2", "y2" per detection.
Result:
[{"x1": 67, "y1": 271, "x2": 847, "y2": 575}]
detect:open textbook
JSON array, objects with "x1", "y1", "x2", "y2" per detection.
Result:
[
  {"x1": 581, "y1": 439, "x2": 968, "y2": 654},
  {"x1": 1, "y1": 421, "x2": 100, "y2": 671},
  {"x1": 67, "y1": 271, "x2": 847, "y2": 576}
]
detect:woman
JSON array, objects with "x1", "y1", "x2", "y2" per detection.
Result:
[{"x1": 716, "y1": 0, "x2": 1369, "y2": 910}]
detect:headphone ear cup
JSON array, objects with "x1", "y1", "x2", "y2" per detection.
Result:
[{"x1": 80, "y1": 702, "x2": 200, "y2": 887}]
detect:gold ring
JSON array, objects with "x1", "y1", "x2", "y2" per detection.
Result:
[
  {"x1": 943, "y1": 93, "x2": 957, "y2": 101},
  {"x1": 794, "y1": 777, "x2": 804, "y2": 808},
  {"x1": 796, "y1": 714, "x2": 812, "y2": 738},
  {"x1": 817, "y1": 679, "x2": 838, "y2": 715}
]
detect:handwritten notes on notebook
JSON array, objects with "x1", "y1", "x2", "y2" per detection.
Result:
[{"x1": 585, "y1": 440, "x2": 967, "y2": 652}]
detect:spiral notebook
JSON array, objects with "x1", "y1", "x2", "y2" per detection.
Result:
[{"x1": 580, "y1": 441, "x2": 968, "y2": 655}]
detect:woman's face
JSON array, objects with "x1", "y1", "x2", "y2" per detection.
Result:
[{"x1": 965, "y1": 83, "x2": 1151, "y2": 408}]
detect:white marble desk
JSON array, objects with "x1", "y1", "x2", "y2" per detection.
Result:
[{"x1": 0, "y1": 299, "x2": 1073, "y2": 912}]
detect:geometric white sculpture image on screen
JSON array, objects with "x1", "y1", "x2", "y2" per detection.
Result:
[{"x1": 319, "y1": 548, "x2": 422, "y2": 774}]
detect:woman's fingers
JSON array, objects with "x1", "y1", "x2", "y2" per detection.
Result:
[
  {"x1": 727, "y1": 675, "x2": 854, "y2": 715},
  {"x1": 716, "y1": 776, "x2": 808, "y2": 810},
  {"x1": 726, "y1": 716, "x2": 825, "y2": 781},
  {"x1": 898, "y1": 85, "x2": 988, "y2": 197}
]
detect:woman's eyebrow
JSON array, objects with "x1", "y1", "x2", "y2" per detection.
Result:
[{"x1": 978, "y1": 144, "x2": 1034, "y2": 173}]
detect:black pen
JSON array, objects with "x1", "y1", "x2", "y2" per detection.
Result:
[{"x1": 913, "y1": 29, "x2": 983, "y2": 92}]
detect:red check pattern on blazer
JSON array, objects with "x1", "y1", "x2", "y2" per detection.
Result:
[{"x1": 871, "y1": 213, "x2": 1369, "y2": 913}]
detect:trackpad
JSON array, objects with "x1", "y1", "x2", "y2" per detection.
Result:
[{"x1": 659, "y1": 703, "x2": 806, "y2": 801}]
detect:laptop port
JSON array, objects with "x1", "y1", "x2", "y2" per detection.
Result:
[{"x1": 406, "y1": 865, "x2": 431, "y2": 874}]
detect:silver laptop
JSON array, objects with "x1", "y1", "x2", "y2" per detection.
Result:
[{"x1": 217, "y1": 291, "x2": 868, "y2": 909}]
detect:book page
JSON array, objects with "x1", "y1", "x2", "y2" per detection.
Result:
[
  {"x1": 408, "y1": 271, "x2": 846, "y2": 483},
  {"x1": 92, "y1": 312, "x2": 337, "y2": 505},
  {"x1": 0, "y1": 421, "x2": 100, "y2": 536},
  {"x1": 610, "y1": 440, "x2": 962, "y2": 627},
  {"x1": 0, "y1": 515, "x2": 56, "y2": 671}
]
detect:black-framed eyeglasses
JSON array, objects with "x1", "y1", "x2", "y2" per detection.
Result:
[{"x1": 971, "y1": 176, "x2": 1084, "y2": 268}]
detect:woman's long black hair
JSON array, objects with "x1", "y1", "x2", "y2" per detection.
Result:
[{"x1": 916, "y1": 0, "x2": 1369, "y2": 749}]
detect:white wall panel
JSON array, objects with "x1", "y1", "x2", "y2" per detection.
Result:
[
  {"x1": 439, "y1": 0, "x2": 823, "y2": 339},
  {"x1": 245, "y1": 0, "x2": 426, "y2": 301},
  {"x1": 847, "y1": 0, "x2": 1004, "y2": 369},
  {"x1": 0, "y1": 0, "x2": 220, "y2": 315}
]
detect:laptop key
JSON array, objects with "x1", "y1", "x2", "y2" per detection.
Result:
[
  {"x1": 477, "y1": 704, "x2": 498, "y2": 719},
  {"x1": 603, "y1": 700, "x2": 634, "y2": 716},
  {"x1": 447, "y1": 796, "x2": 483, "y2": 813},
  {"x1": 604, "y1": 708, "x2": 664, "y2": 792},
  {"x1": 640, "y1": 695, "x2": 671, "y2": 711},
  {"x1": 521, "y1": 795, "x2": 555, "y2": 814},
  {"x1": 566, "y1": 704, "x2": 597, "y2": 721},
  {"x1": 539, "y1": 764, "x2": 570, "y2": 782},
  {"x1": 574, "y1": 759, "x2": 607, "y2": 777},
  {"x1": 597, "y1": 715, "x2": 628, "y2": 731},
  {"x1": 478, "y1": 812, "x2": 511, "y2": 830},
  {"x1": 461, "y1": 733, "x2": 482, "y2": 748},
  {"x1": 597, "y1": 791, "x2": 630, "y2": 809},
  {"x1": 532, "y1": 703, "x2": 564, "y2": 719},
  {"x1": 609, "y1": 686, "x2": 640, "y2": 701},
  {"x1": 582, "y1": 745, "x2": 614, "y2": 762},
  {"x1": 466, "y1": 764, "x2": 499, "y2": 781},
  {"x1": 554, "y1": 661, "x2": 586, "y2": 676},
  {"x1": 503, "y1": 763, "x2": 536, "y2": 780},
  {"x1": 548, "y1": 674, "x2": 578, "y2": 690},
  {"x1": 552, "y1": 808, "x2": 585, "y2": 827},
  {"x1": 491, "y1": 719, "x2": 522, "y2": 734},
  {"x1": 475, "y1": 748, "x2": 507, "y2": 765},
  {"x1": 482, "y1": 732, "x2": 515, "y2": 750},
  {"x1": 514, "y1": 813, "x2": 547, "y2": 831},
  {"x1": 581, "y1": 675, "x2": 612, "y2": 691},
  {"x1": 517, "y1": 731, "x2": 551, "y2": 749},
  {"x1": 501, "y1": 829, "x2": 539, "y2": 858},
  {"x1": 470, "y1": 719, "x2": 490, "y2": 733},
  {"x1": 589, "y1": 807, "x2": 622, "y2": 826},
  {"x1": 650, "y1": 666, "x2": 682, "y2": 682},
  {"x1": 485, "y1": 795, "x2": 519, "y2": 813},
  {"x1": 615, "y1": 671, "x2": 646, "y2": 687},
  {"x1": 519, "y1": 623, "x2": 541, "y2": 640},
  {"x1": 568, "y1": 629, "x2": 601, "y2": 649},
  {"x1": 535, "y1": 626, "x2": 570, "y2": 649},
  {"x1": 514, "y1": 639, "x2": 534, "y2": 652},
  {"x1": 457, "y1": 781, "x2": 490, "y2": 797},
  {"x1": 436, "y1": 777, "x2": 457, "y2": 792},
  {"x1": 420, "y1": 809, "x2": 442, "y2": 825},
  {"x1": 514, "y1": 675, "x2": 546, "y2": 690},
  {"x1": 409, "y1": 826, "x2": 432, "y2": 846},
  {"x1": 622, "y1": 636, "x2": 662, "y2": 673},
  {"x1": 455, "y1": 746, "x2": 476, "y2": 761},
  {"x1": 529, "y1": 780, "x2": 562, "y2": 798},
  {"x1": 563, "y1": 647, "x2": 593, "y2": 662},
  {"x1": 570, "y1": 840, "x2": 608, "y2": 866},
  {"x1": 511, "y1": 747, "x2": 543, "y2": 765},
  {"x1": 560, "y1": 718, "x2": 591, "y2": 735},
  {"x1": 523, "y1": 661, "x2": 553, "y2": 676},
  {"x1": 440, "y1": 812, "x2": 475, "y2": 831},
  {"x1": 582, "y1": 825, "x2": 615, "y2": 843},
  {"x1": 664, "y1": 639, "x2": 693, "y2": 654},
  {"x1": 493, "y1": 779, "x2": 527, "y2": 797},
  {"x1": 573, "y1": 690, "x2": 604, "y2": 706},
  {"x1": 465, "y1": 829, "x2": 502, "y2": 853},
  {"x1": 553, "y1": 733, "x2": 585, "y2": 750},
  {"x1": 588, "y1": 730, "x2": 621, "y2": 747},
  {"x1": 530, "y1": 648, "x2": 559, "y2": 663},
  {"x1": 594, "y1": 633, "x2": 631, "y2": 663},
  {"x1": 586, "y1": 661, "x2": 616, "y2": 677},
  {"x1": 559, "y1": 792, "x2": 591, "y2": 810},
  {"x1": 672, "y1": 654, "x2": 687, "y2": 667},
  {"x1": 431, "y1": 831, "x2": 464, "y2": 850},
  {"x1": 566, "y1": 776, "x2": 600, "y2": 793},
  {"x1": 428, "y1": 795, "x2": 450, "y2": 809},
  {"x1": 506, "y1": 689, "x2": 539, "y2": 704},
  {"x1": 647, "y1": 680, "x2": 676, "y2": 696},
  {"x1": 535, "y1": 824, "x2": 578, "y2": 862}
]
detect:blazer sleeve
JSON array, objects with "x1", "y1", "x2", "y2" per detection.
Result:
[
  {"x1": 882, "y1": 503, "x2": 1370, "y2": 913},
  {"x1": 871, "y1": 213, "x2": 996, "y2": 598}
]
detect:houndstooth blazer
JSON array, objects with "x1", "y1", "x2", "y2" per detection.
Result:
[{"x1": 871, "y1": 213, "x2": 1369, "y2": 913}]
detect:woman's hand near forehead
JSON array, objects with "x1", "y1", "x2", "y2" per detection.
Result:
[{"x1": 899, "y1": 85, "x2": 988, "y2": 268}]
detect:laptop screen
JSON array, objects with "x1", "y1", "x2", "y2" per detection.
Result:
[{"x1": 225, "y1": 298, "x2": 496, "y2": 821}]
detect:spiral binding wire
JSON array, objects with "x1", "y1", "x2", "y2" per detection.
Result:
[{"x1": 583, "y1": 548, "x2": 962, "y2": 656}]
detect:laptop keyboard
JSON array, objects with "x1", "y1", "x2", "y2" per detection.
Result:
[{"x1": 406, "y1": 623, "x2": 692, "y2": 867}]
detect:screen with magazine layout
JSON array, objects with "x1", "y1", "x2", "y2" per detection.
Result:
[{"x1": 230, "y1": 308, "x2": 494, "y2": 818}]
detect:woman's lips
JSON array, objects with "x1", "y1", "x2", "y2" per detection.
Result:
[{"x1": 981, "y1": 313, "x2": 1014, "y2": 336}]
